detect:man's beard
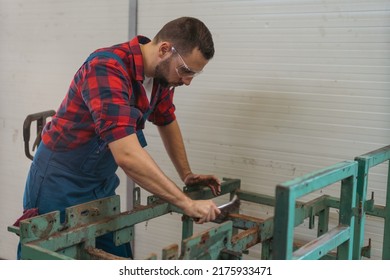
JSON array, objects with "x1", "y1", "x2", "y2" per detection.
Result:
[
  {"x1": 154, "y1": 56, "x2": 183, "y2": 89},
  {"x1": 154, "y1": 57, "x2": 171, "y2": 88}
]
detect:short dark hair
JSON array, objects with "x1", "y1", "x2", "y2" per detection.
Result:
[{"x1": 153, "y1": 17, "x2": 215, "y2": 60}]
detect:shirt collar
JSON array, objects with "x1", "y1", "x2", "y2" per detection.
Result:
[{"x1": 129, "y1": 35, "x2": 151, "y2": 81}]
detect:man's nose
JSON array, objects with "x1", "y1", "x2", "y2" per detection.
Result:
[{"x1": 181, "y1": 76, "x2": 193, "y2": 86}]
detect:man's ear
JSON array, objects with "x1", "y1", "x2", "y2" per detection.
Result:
[{"x1": 158, "y1": 41, "x2": 172, "y2": 58}]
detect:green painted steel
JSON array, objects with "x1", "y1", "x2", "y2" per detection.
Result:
[
  {"x1": 181, "y1": 215, "x2": 194, "y2": 240},
  {"x1": 385, "y1": 165, "x2": 390, "y2": 259},
  {"x1": 273, "y1": 161, "x2": 357, "y2": 260},
  {"x1": 180, "y1": 221, "x2": 233, "y2": 260},
  {"x1": 8, "y1": 145, "x2": 390, "y2": 260},
  {"x1": 355, "y1": 145, "x2": 390, "y2": 260},
  {"x1": 11, "y1": 179, "x2": 243, "y2": 260},
  {"x1": 292, "y1": 226, "x2": 351, "y2": 260}
]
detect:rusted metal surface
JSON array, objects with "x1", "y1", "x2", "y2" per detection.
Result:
[
  {"x1": 12, "y1": 179, "x2": 245, "y2": 260},
  {"x1": 228, "y1": 213, "x2": 263, "y2": 224},
  {"x1": 231, "y1": 227, "x2": 260, "y2": 250},
  {"x1": 180, "y1": 222, "x2": 233, "y2": 260},
  {"x1": 162, "y1": 244, "x2": 179, "y2": 260},
  {"x1": 85, "y1": 247, "x2": 130, "y2": 260}
]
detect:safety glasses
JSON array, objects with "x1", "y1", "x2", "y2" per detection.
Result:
[{"x1": 171, "y1": 46, "x2": 203, "y2": 78}]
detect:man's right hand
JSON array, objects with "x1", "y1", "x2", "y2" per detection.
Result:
[
  {"x1": 183, "y1": 199, "x2": 221, "y2": 224},
  {"x1": 109, "y1": 134, "x2": 221, "y2": 224}
]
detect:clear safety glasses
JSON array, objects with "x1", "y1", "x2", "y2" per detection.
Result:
[{"x1": 171, "y1": 46, "x2": 203, "y2": 78}]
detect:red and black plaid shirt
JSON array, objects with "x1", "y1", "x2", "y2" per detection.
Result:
[{"x1": 42, "y1": 36, "x2": 176, "y2": 151}]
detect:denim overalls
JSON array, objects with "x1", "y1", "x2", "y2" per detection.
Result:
[{"x1": 20, "y1": 52, "x2": 156, "y2": 259}]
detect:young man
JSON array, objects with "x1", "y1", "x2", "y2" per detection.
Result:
[{"x1": 20, "y1": 17, "x2": 221, "y2": 259}]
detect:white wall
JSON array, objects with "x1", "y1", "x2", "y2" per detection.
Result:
[
  {"x1": 0, "y1": 0, "x2": 389, "y2": 260},
  {"x1": 0, "y1": 0, "x2": 130, "y2": 259}
]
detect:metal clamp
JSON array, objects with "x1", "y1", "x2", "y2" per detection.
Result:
[{"x1": 23, "y1": 110, "x2": 55, "y2": 160}]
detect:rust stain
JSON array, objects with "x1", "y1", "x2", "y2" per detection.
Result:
[
  {"x1": 200, "y1": 232, "x2": 210, "y2": 246},
  {"x1": 231, "y1": 227, "x2": 260, "y2": 249},
  {"x1": 130, "y1": 199, "x2": 166, "y2": 212},
  {"x1": 31, "y1": 213, "x2": 57, "y2": 238},
  {"x1": 228, "y1": 213, "x2": 264, "y2": 223},
  {"x1": 164, "y1": 243, "x2": 179, "y2": 251}
]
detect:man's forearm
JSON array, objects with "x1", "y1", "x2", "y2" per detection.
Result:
[
  {"x1": 108, "y1": 132, "x2": 221, "y2": 223},
  {"x1": 157, "y1": 120, "x2": 192, "y2": 181},
  {"x1": 108, "y1": 134, "x2": 192, "y2": 210}
]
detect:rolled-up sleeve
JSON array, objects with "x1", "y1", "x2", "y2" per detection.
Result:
[
  {"x1": 82, "y1": 60, "x2": 142, "y2": 144},
  {"x1": 99, "y1": 102, "x2": 143, "y2": 143}
]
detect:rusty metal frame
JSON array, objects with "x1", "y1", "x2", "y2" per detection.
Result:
[
  {"x1": 9, "y1": 146, "x2": 390, "y2": 260},
  {"x1": 9, "y1": 179, "x2": 246, "y2": 260}
]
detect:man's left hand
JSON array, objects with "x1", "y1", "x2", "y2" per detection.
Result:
[{"x1": 184, "y1": 173, "x2": 221, "y2": 196}]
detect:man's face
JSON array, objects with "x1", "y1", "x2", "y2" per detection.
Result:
[
  {"x1": 154, "y1": 47, "x2": 208, "y2": 89},
  {"x1": 154, "y1": 55, "x2": 180, "y2": 88}
]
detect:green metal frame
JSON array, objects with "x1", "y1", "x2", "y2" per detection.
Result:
[
  {"x1": 9, "y1": 179, "x2": 245, "y2": 260},
  {"x1": 9, "y1": 146, "x2": 390, "y2": 260},
  {"x1": 272, "y1": 161, "x2": 358, "y2": 260},
  {"x1": 15, "y1": 110, "x2": 390, "y2": 259},
  {"x1": 354, "y1": 145, "x2": 390, "y2": 260}
]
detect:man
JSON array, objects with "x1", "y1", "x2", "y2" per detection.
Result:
[{"x1": 20, "y1": 17, "x2": 221, "y2": 259}]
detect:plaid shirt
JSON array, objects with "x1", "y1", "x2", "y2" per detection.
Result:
[{"x1": 42, "y1": 36, "x2": 176, "y2": 151}]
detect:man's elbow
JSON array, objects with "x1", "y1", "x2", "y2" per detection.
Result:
[
  {"x1": 108, "y1": 136, "x2": 141, "y2": 170},
  {"x1": 113, "y1": 154, "x2": 127, "y2": 169}
]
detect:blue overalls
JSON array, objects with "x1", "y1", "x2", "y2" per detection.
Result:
[{"x1": 19, "y1": 52, "x2": 155, "y2": 259}]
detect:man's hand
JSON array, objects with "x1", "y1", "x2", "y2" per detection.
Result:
[
  {"x1": 183, "y1": 199, "x2": 221, "y2": 224},
  {"x1": 109, "y1": 135, "x2": 222, "y2": 224},
  {"x1": 184, "y1": 173, "x2": 221, "y2": 196}
]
